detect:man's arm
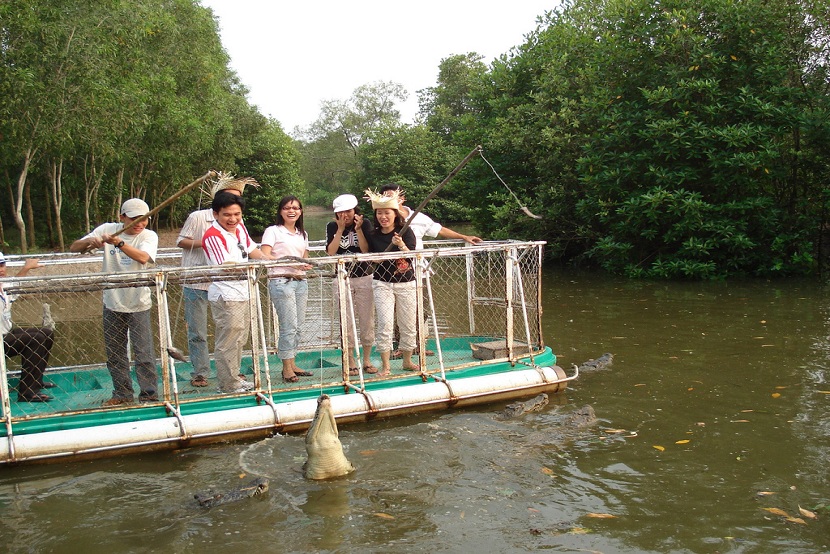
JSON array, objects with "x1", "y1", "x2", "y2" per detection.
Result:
[
  {"x1": 437, "y1": 227, "x2": 482, "y2": 245},
  {"x1": 15, "y1": 259, "x2": 41, "y2": 277},
  {"x1": 70, "y1": 236, "x2": 102, "y2": 252}
]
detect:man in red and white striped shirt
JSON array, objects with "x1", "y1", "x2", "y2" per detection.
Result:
[{"x1": 202, "y1": 192, "x2": 267, "y2": 393}]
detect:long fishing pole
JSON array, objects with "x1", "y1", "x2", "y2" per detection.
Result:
[{"x1": 384, "y1": 145, "x2": 482, "y2": 252}]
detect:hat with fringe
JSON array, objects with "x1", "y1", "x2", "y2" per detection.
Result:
[
  {"x1": 209, "y1": 171, "x2": 259, "y2": 198},
  {"x1": 364, "y1": 188, "x2": 401, "y2": 211}
]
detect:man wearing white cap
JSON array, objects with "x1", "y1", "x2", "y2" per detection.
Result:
[
  {"x1": 176, "y1": 173, "x2": 256, "y2": 387},
  {"x1": 325, "y1": 194, "x2": 376, "y2": 374},
  {"x1": 0, "y1": 254, "x2": 55, "y2": 402},
  {"x1": 70, "y1": 198, "x2": 159, "y2": 406}
]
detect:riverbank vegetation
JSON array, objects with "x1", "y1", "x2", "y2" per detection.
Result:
[{"x1": 2, "y1": 0, "x2": 829, "y2": 279}]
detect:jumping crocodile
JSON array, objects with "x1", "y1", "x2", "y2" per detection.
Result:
[
  {"x1": 303, "y1": 394, "x2": 355, "y2": 480},
  {"x1": 194, "y1": 477, "x2": 269, "y2": 508}
]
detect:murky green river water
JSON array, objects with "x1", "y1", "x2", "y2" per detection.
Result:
[
  {"x1": 1, "y1": 270, "x2": 827, "y2": 553},
  {"x1": 0, "y1": 214, "x2": 828, "y2": 552}
]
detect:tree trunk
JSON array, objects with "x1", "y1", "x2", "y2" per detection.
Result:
[
  {"x1": 13, "y1": 147, "x2": 35, "y2": 253},
  {"x1": 25, "y1": 178, "x2": 35, "y2": 248},
  {"x1": 49, "y1": 158, "x2": 65, "y2": 250}
]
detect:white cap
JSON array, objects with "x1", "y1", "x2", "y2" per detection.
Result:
[
  {"x1": 121, "y1": 198, "x2": 150, "y2": 218},
  {"x1": 332, "y1": 194, "x2": 358, "y2": 213},
  {"x1": 0, "y1": 252, "x2": 5, "y2": 264}
]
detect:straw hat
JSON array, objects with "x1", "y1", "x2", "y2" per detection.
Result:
[
  {"x1": 209, "y1": 171, "x2": 259, "y2": 198},
  {"x1": 364, "y1": 188, "x2": 400, "y2": 211}
]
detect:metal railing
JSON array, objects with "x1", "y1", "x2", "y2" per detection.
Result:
[{"x1": 0, "y1": 240, "x2": 546, "y2": 425}]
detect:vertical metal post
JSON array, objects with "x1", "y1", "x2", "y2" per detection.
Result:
[
  {"x1": 504, "y1": 247, "x2": 515, "y2": 362},
  {"x1": 154, "y1": 273, "x2": 174, "y2": 403}
]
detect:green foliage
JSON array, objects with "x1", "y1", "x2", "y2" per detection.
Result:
[
  {"x1": 236, "y1": 119, "x2": 304, "y2": 233},
  {"x1": 356, "y1": 126, "x2": 474, "y2": 222},
  {"x1": 453, "y1": 0, "x2": 830, "y2": 278},
  {"x1": 0, "y1": 0, "x2": 301, "y2": 250}
]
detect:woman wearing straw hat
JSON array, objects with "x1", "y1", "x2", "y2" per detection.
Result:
[{"x1": 364, "y1": 189, "x2": 418, "y2": 376}]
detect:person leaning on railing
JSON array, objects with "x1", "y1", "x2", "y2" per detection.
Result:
[
  {"x1": 260, "y1": 195, "x2": 314, "y2": 383},
  {"x1": 0, "y1": 253, "x2": 55, "y2": 402},
  {"x1": 201, "y1": 191, "x2": 268, "y2": 393},
  {"x1": 176, "y1": 172, "x2": 257, "y2": 388},
  {"x1": 69, "y1": 198, "x2": 159, "y2": 407}
]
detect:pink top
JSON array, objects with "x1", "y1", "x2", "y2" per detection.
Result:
[{"x1": 261, "y1": 224, "x2": 308, "y2": 278}]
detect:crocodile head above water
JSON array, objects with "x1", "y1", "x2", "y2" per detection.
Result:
[
  {"x1": 303, "y1": 394, "x2": 356, "y2": 480},
  {"x1": 562, "y1": 405, "x2": 597, "y2": 427}
]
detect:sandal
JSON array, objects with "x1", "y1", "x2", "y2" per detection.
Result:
[
  {"x1": 363, "y1": 364, "x2": 379, "y2": 374},
  {"x1": 282, "y1": 374, "x2": 300, "y2": 383},
  {"x1": 294, "y1": 369, "x2": 313, "y2": 376},
  {"x1": 348, "y1": 367, "x2": 359, "y2": 376},
  {"x1": 377, "y1": 369, "x2": 391, "y2": 377},
  {"x1": 190, "y1": 376, "x2": 209, "y2": 387},
  {"x1": 402, "y1": 364, "x2": 421, "y2": 372}
]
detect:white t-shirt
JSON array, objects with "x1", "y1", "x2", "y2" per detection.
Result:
[
  {"x1": 400, "y1": 205, "x2": 442, "y2": 250},
  {"x1": 83, "y1": 223, "x2": 158, "y2": 312}
]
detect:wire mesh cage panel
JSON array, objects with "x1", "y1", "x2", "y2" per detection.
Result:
[{"x1": 0, "y1": 240, "x2": 546, "y2": 422}]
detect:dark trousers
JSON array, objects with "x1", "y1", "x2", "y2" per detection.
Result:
[
  {"x1": 102, "y1": 308, "x2": 157, "y2": 399},
  {"x1": 4, "y1": 327, "x2": 53, "y2": 398}
]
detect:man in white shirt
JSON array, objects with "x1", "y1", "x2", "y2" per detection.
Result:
[
  {"x1": 70, "y1": 198, "x2": 159, "y2": 406},
  {"x1": 176, "y1": 173, "x2": 256, "y2": 387}
]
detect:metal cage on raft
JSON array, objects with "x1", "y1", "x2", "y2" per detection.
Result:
[{"x1": 0, "y1": 239, "x2": 574, "y2": 464}]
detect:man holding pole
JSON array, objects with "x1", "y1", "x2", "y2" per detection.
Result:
[{"x1": 70, "y1": 198, "x2": 159, "y2": 406}]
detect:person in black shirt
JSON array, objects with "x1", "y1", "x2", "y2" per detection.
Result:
[
  {"x1": 326, "y1": 194, "x2": 376, "y2": 375},
  {"x1": 364, "y1": 189, "x2": 418, "y2": 376}
]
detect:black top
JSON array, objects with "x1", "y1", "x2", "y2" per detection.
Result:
[
  {"x1": 325, "y1": 219, "x2": 374, "y2": 278},
  {"x1": 367, "y1": 226, "x2": 417, "y2": 282}
]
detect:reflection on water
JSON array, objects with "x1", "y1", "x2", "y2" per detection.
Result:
[{"x1": 1, "y1": 270, "x2": 830, "y2": 552}]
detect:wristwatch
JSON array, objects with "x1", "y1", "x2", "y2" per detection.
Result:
[{"x1": 115, "y1": 240, "x2": 125, "y2": 249}]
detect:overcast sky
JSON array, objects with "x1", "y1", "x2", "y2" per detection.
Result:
[{"x1": 199, "y1": 1, "x2": 557, "y2": 132}]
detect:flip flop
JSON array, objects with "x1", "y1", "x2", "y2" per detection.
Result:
[
  {"x1": 282, "y1": 374, "x2": 300, "y2": 383},
  {"x1": 363, "y1": 364, "x2": 379, "y2": 374},
  {"x1": 401, "y1": 364, "x2": 421, "y2": 372},
  {"x1": 348, "y1": 367, "x2": 359, "y2": 376},
  {"x1": 377, "y1": 369, "x2": 391, "y2": 377},
  {"x1": 294, "y1": 370, "x2": 313, "y2": 376}
]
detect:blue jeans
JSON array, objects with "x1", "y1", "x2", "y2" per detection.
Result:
[
  {"x1": 102, "y1": 307, "x2": 157, "y2": 399},
  {"x1": 183, "y1": 287, "x2": 210, "y2": 379},
  {"x1": 268, "y1": 278, "x2": 308, "y2": 360}
]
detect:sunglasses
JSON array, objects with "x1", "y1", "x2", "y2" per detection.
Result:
[{"x1": 237, "y1": 243, "x2": 248, "y2": 259}]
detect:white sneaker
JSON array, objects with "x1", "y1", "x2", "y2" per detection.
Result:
[{"x1": 218, "y1": 380, "x2": 256, "y2": 394}]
